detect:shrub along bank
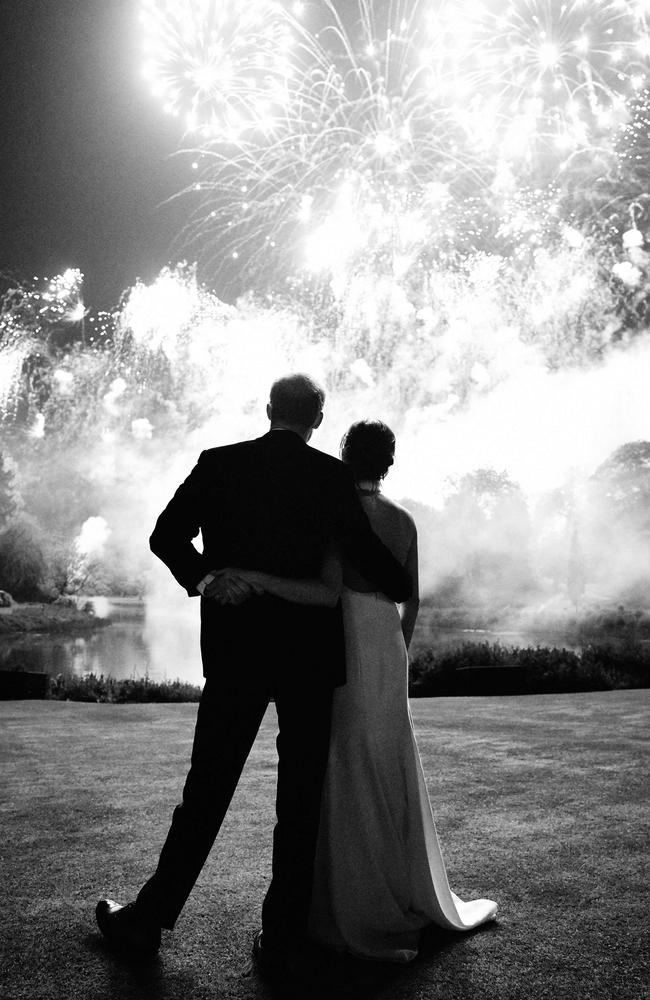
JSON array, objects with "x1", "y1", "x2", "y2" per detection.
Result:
[
  {"x1": 19, "y1": 641, "x2": 647, "y2": 702},
  {"x1": 47, "y1": 672, "x2": 203, "y2": 703},
  {"x1": 408, "y1": 641, "x2": 650, "y2": 696},
  {"x1": 0, "y1": 601, "x2": 107, "y2": 634}
]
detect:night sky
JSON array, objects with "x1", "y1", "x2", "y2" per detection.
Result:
[{"x1": 0, "y1": 0, "x2": 192, "y2": 311}]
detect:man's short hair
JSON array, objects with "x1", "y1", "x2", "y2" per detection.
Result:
[{"x1": 269, "y1": 374, "x2": 325, "y2": 429}]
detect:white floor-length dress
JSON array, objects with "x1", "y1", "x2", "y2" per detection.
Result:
[{"x1": 309, "y1": 588, "x2": 498, "y2": 962}]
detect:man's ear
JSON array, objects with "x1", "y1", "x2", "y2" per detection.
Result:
[
  {"x1": 266, "y1": 403, "x2": 272, "y2": 420},
  {"x1": 313, "y1": 411, "x2": 324, "y2": 429}
]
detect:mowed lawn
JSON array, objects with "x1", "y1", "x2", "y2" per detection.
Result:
[{"x1": 0, "y1": 691, "x2": 647, "y2": 1000}]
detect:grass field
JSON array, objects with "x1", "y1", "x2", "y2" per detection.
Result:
[{"x1": 0, "y1": 692, "x2": 647, "y2": 1000}]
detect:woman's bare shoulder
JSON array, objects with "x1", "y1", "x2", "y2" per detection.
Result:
[{"x1": 376, "y1": 494, "x2": 417, "y2": 532}]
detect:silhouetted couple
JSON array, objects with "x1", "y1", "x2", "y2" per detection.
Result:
[{"x1": 96, "y1": 373, "x2": 496, "y2": 981}]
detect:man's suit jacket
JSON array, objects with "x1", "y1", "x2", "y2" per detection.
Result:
[{"x1": 149, "y1": 430, "x2": 413, "y2": 686}]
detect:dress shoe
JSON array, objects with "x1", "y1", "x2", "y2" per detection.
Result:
[
  {"x1": 95, "y1": 898, "x2": 161, "y2": 955},
  {"x1": 252, "y1": 930, "x2": 311, "y2": 985}
]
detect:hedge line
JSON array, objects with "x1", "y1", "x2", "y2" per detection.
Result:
[
  {"x1": 4, "y1": 640, "x2": 648, "y2": 702},
  {"x1": 408, "y1": 642, "x2": 650, "y2": 696},
  {"x1": 47, "y1": 673, "x2": 202, "y2": 703}
]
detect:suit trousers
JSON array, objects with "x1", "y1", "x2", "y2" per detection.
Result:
[{"x1": 136, "y1": 665, "x2": 334, "y2": 943}]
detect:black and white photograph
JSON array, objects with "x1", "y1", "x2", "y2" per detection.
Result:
[{"x1": 0, "y1": 2, "x2": 648, "y2": 998}]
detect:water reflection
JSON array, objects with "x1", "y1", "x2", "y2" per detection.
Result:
[
  {"x1": 0, "y1": 597, "x2": 581, "y2": 685},
  {"x1": 0, "y1": 598, "x2": 204, "y2": 685}
]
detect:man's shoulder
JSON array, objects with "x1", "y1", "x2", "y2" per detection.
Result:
[
  {"x1": 198, "y1": 436, "x2": 348, "y2": 482},
  {"x1": 198, "y1": 439, "x2": 259, "y2": 463},
  {"x1": 304, "y1": 443, "x2": 351, "y2": 484},
  {"x1": 305, "y1": 442, "x2": 344, "y2": 470}
]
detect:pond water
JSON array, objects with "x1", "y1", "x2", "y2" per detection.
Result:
[{"x1": 0, "y1": 597, "x2": 584, "y2": 685}]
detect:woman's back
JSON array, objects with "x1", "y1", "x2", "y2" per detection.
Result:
[
  {"x1": 343, "y1": 491, "x2": 416, "y2": 593},
  {"x1": 311, "y1": 485, "x2": 497, "y2": 961}
]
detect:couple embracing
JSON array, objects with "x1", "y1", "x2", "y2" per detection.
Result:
[{"x1": 96, "y1": 373, "x2": 497, "y2": 978}]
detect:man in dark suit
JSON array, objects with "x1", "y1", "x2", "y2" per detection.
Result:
[{"x1": 96, "y1": 373, "x2": 412, "y2": 970}]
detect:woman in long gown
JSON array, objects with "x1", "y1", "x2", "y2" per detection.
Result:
[
  {"x1": 216, "y1": 420, "x2": 497, "y2": 963},
  {"x1": 307, "y1": 420, "x2": 497, "y2": 962}
]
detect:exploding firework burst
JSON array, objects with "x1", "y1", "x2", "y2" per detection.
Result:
[
  {"x1": 457, "y1": 0, "x2": 650, "y2": 157},
  {"x1": 141, "y1": 1, "x2": 650, "y2": 288},
  {"x1": 170, "y1": 0, "x2": 496, "y2": 286},
  {"x1": 140, "y1": 0, "x2": 297, "y2": 138}
]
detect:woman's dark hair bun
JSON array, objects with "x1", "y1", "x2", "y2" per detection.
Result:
[{"x1": 340, "y1": 420, "x2": 395, "y2": 481}]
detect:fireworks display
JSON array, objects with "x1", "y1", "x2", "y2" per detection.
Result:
[
  {"x1": 2, "y1": 1, "x2": 650, "y2": 614},
  {"x1": 140, "y1": 0, "x2": 298, "y2": 138},
  {"x1": 426, "y1": 0, "x2": 650, "y2": 154},
  {"x1": 138, "y1": 0, "x2": 650, "y2": 287}
]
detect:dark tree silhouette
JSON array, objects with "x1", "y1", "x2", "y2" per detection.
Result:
[{"x1": 591, "y1": 441, "x2": 650, "y2": 525}]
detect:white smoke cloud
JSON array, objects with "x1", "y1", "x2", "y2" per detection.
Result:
[
  {"x1": 76, "y1": 516, "x2": 110, "y2": 557},
  {"x1": 29, "y1": 413, "x2": 45, "y2": 439},
  {"x1": 388, "y1": 336, "x2": 650, "y2": 506},
  {"x1": 52, "y1": 369, "x2": 74, "y2": 395},
  {"x1": 131, "y1": 418, "x2": 154, "y2": 440},
  {"x1": 8, "y1": 261, "x2": 645, "y2": 619},
  {"x1": 103, "y1": 377, "x2": 127, "y2": 415}
]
